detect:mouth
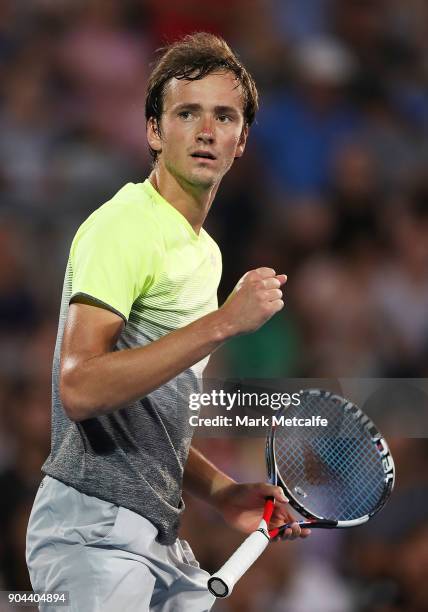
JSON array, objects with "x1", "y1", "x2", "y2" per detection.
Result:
[{"x1": 190, "y1": 150, "x2": 217, "y2": 162}]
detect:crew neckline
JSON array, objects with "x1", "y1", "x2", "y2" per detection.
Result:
[{"x1": 141, "y1": 179, "x2": 202, "y2": 240}]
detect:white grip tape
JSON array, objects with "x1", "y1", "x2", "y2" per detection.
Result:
[{"x1": 208, "y1": 524, "x2": 270, "y2": 598}]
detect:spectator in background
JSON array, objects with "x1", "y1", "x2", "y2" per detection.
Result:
[
  {"x1": 146, "y1": 0, "x2": 236, "y2": 45},
  {"x1": 0, "y1": 222, "x2": 39, "y2": 336},
  {"x1": 0, "y1": 377, "x2": 50, "y2": 591},
  {"x1": 270, "y1": 0, "x2": 331, "y2": 44},
  {"x1": 254, "y1": 36, "x2": 361, "y2": 197},
  {"x1": 58, "y1": 0, "x2": 151, "y2": 159},
  {"x1": 371, "y1": 184, "x2": 428, "y2": 375},
  {"x1": 0, "y1": 45, "x2": 60, "y2": 212},
  {"x1": 292, "y1": 256, "x2": 377, "y2": 376},
  {"x1": 0, "y1": 221, "x2": 41, "y2": 382},
  {"x1": 0, "y1": 2, "x2": 16, "y2": 68},
  {"x1": 328, "y1": 142, "x2": 383, "y2": 280}
]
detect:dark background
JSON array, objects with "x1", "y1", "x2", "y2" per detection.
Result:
[{"x1": 0, "y1": 1, "x2": 428, "y2": 610}]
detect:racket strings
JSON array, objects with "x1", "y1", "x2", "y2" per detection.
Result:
[
  {"x1": 276, "y1": 436, "x2": 384, "y2": 519},
  {"x1": 274, "y1": 394, "x2": 388, "y2": 521}
]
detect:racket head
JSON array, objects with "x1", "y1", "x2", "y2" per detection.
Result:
[{"x1": 266, "y1": 389, "x2": 395, "y2": 526}]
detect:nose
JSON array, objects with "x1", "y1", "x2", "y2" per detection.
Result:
[{"x1": 196, "y1": 116, "x2": 215, "y2": 144}]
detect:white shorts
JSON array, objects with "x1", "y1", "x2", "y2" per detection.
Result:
[{"x1": 26, "y1": 476, "x2": 215, "y2": 612}]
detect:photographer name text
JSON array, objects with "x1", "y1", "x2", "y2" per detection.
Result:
[{"x1": 189, "y1": 415, "x2": 328, "y2": 427}]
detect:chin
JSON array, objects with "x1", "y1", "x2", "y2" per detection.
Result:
[{"x1": 187, "y1": 169, "x2": 219, "y2": 189}]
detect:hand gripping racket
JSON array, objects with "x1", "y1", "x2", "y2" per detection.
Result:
[{"x1": 208, "y1": 389, "x2": 395, "y2": 598}]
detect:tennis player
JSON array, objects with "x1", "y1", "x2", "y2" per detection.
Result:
[{"x1": 26, "y1": 33, "x2": 310, "y2": 611}]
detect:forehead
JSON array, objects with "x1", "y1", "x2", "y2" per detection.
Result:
[{"x1": 163, "y1": 71, "x2": 244, "y2": 113}]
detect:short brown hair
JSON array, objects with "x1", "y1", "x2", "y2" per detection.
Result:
[{"x1": 145, "y1": 32, "x2": 259, "y2": 162}]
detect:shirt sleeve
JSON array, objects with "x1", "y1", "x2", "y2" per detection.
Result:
[{"x1": 69, "y1": 211, "x2": 155, "y2": 321}]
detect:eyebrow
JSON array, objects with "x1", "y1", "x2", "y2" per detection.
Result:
[{"x1": 173, "y1": 103, "x2": 241, "y2": 117}]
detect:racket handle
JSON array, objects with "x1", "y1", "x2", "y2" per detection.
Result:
[{"x1": 208, "y1": 524, "x2": 270, "y2": 598}]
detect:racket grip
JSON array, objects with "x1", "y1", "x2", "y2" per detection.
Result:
[{"x1": 208, "y1": 525, "x2": 270, "y2": 598}]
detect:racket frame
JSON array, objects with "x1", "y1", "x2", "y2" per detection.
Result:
[
  {"x1": 208, "y1": 388, "x2": 396, "y2": 598},
  {"x1": 268, "y1": 389, "x2": 395, "y2": 528}
]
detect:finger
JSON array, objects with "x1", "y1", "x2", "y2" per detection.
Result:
[
  {"x1": 262, "y1": 485, "x2": 289, "y2": 504},
  {"x1": 271, "y1": 508, "x2": 297, "y2": 525},
  {"x1": 265, "y1": 288, "x2": 283, "y2": 301},
  {"x1": 262, "y1": 277, "x2": 281, "y2": 290},
  {"x1": 279, "y1": 522, "x2": 301, "y2": 540},
  {"x1": 290, "y1": 521, "x2": 302, "y2": 537},
  {"x1": 272, "y1": 486, "x2": 289, "y2": 504},
  {"x1": 279, "y1": 528, "x2": 311, "y2": 541},
  {"x1": 280, "y1": 527, "x2": 295, "y2": 540},
  {"x1": 255, "y1": 267, "x2": 276, "y2": 279},
  {"x1": 275, "y1": 274, "x2": 288, "y2": 286},
  {"x1": 270, "y1": 299, "x2": 285, "y2": 313}
]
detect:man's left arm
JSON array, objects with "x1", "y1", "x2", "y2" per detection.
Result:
[{"x1": 183, "y1": 446, "x2": 311, "y2": 538}]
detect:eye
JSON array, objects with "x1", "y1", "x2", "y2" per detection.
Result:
[
  {"x1": 178, "y1": 110, "x2": 193, "y2": 120},
  {"x1": 217, "y1": 115, "x2": 233, "y2": 123}
]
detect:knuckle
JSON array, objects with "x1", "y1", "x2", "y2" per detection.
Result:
[{"x1": 257, "y1": 267, "x2": 275, "y2": 277}]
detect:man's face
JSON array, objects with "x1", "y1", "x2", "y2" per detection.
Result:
[{"x1": 147, "y1": 71, "x2": 248, "y2": 189}]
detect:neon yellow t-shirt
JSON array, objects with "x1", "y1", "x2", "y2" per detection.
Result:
[
  {"x1": 70, "y1": 179, "x2": 221, "y2": 328},
  {"x1": 43, "y1": 180, "x2": 222, "y2": 544}
]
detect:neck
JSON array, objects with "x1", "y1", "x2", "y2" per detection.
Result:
[{"x1": 149, "y1": 165, "x2": 219, "y2": 234}]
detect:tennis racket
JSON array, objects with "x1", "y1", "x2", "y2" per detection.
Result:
[{"x1": 208, "y1": 388, "x2": 395, "y2": 598}]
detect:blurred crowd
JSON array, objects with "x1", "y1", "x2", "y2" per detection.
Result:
[{"x1": 1, "y1": 1, "x2": 428, "y2": 610}]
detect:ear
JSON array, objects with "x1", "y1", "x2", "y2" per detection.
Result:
[
  {"x1": 146, "y1": 117, "x2": 162, "y2": 155},
  {"x1": 235, "y1": 124, "x2": 248, "y2": 158}
]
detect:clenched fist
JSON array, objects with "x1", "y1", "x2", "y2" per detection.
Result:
[{"x1": 219, "y1": 267, "x2": 287, "y2": 337}]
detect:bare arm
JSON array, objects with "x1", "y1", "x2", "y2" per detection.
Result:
[
  {"x1": 60, "y1": 268, "x2": 286, "y2": 421},
  {"x1": 183, "y1": 445, "x2": 309, "y2": 537},
  {"x1": 183, "y1": 445, "x2": 236, "y2": 502},
  {"x1": 61, "y1": 303, "x2": 231, "y2": 420}
]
